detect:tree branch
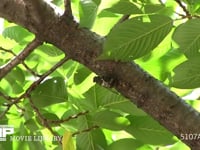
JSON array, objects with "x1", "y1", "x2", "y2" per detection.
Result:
[
  {"x1": 0, "y1": 47, "x2": 41, "y2": 77},
  {"x1": 29, "y1": 97, "x2": 62, "y2": 144},
  {"x1": 0, "y1": 0, "x2": 200, "y2": 148},
  {"x1": 63, "y1": 0, "x2": 73, "y2": 19},
  {"x1": 175, "y1": 0, "x2": 192, "y2": 19},
  {"x1": 0, "y1": 38, "x2": 42, "y2": 79},
  {"x1": 0, "y1": 56, "x2": 69, "y2": 119}
]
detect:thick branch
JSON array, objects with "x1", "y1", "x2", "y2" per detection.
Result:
[{"x1": 0, "y1": 0, "x2": 200, "y2": 148}]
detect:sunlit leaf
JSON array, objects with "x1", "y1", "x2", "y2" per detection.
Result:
[
  {"x1": 91, "y1": 129, "x2": 107, "y2": 149},
  {"x1": 144, "y1": 4, "x2": 165, "y2": 13},
  {"x1": 92, "y1": 109, "x2": 130, "y2": 130},
  {"x1": 104, "y1": 0, "x2": 142, "y2": 15},
  {"x1": 76, "y1": 116, "x2": 95, "y2": 150},
  {"x1": 62, "y1": 131, "x2": 75, "y2": 150},
  {"x1": 173, "y1": 19, "x2": 200, "y2": 58},
  {"x1": 102, "y1": 15, "x2": 173, "y2": 60},
  {"x1": 74, "y1": 66, "x2": 92, "y2": 85},
  {"x1": 79, "y1": 0, "x2": 98, "y2": 28},
  {"x1": 107, "y1": 139, "x2": 150, "y2": 150},
  {"x1": 81, "y1": 84, "x2": 146, "y2": 115},
  {"x1": 76, "y1": 127, "x2": 106, "y2": 150},
  {"x1": 171, "y1": 58, "x2": 200, "y2": 89},
  {"x1": 109, "y1": 100, "x2": 147, "y2": 116},
  {"x1": 2, "y1": 26, "x2": 34, "y2": 44},
  {"x1": 5, "y1": 67, "x2": 25, "y2": 94},
  {"x1": 5, "y1": 67, "x2": 25, "y2": 83},
  {"x1": 38, "y1": 44, "x2": 63, "y2": 57},
  {"x1": 126, "y1": 115, "x2": 175, "y2": 145},
  {"x1": 31, "y1": 77, "x2": 68, "y2": 108},
  {"x1": 92, "y1": 0, "x2": 101, "y2": 5},
  {"x1": 24, "y1": 119, "x2": 39, "y2": 131},
  {"x1": 164, "y1": 141, "x2": 190, "y2": 150}
]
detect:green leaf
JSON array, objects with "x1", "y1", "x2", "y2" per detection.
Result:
[
  {"x1": 5, "y1": 67, "x2": 25, "y2": 94},
  {"x1": 91, "y1": 129, "x2": 107, "y2": 149},
  {"x1": 61, "y1": 109, "x2": 79, "y2": 128},
  {"x1": 13, "y1": 124, "x2": 30, "y2": 150},
  {"x1": 92, "y1": 0, "x2": 101, "y2": 5},
  {"x1": 31, "y1": 77, "x2": 68, "y2": 108},
  {"x1": 28, "y1": 141, "x2": 44, "y2": 150},
  {"x1": 108, "y1": 100, "x2": 147, "y2": 116},
  {"x1": 24, "y1": 119, "x2": 39, "y2": 131},
  {"x1": 102, "y1": 15, "x2": 173, "y2": 60},
  {"x1": 77, "y1": 132, "x2": 95, "y2": 150},
  {"x1": 163, "y1": 141, "x2": 190, "y2": 150},
  {"x1": 104, "y1": 0, "x2": 142, "y2": 15},
  {"x1": 76, "y1": 128, "x2": 107, "y2": 150},
  {"x1": 173, "y1": 19, "x2": 200, "y2": 58},
  {"x1": 80, "y1": 84, "x2": 124, "y2": 111},
  {"x1": 144, "y1": 4, "x2": 165, "y2": 13},
  {"x1": 52, "y1": 0, "x2": 63, "y2": 6},
  {"x1": 171, "y1": 58, "x2": 200, "y2": 89},
  {"x1": 76, "y1": 116, "x2": 95, "y2": 150},
  {"x1": 5, "y1": 67, "x2": 25, "y2": 83},
  {"x1": 144, "y1": 4, "x2": 174, "y2": 17},
  {"x1": 126, "y1": 116, "x2": 175, "y2": 145},
  {"x1": 0, "y1": 35, "x2": 17, "y2": 49},
  {"x1": 81, "y1": 84, "x2": 146, "y2": 115},
  {"x1": 38, "y1": 44, "x2": 63, "y2": 57},
  {"x1": 2, "y1": 26, "x2": 33, "y2": 44},
  {"x1": 0, "y1": 137, "x2": 13, "y2": 150},
  {"x1": 107, "y1": 139, "x2": 149, "y2": 150},
  {"x1": 36, "y1": 112, "x2": 60, "y2": 127},
  {"x1": 79, "y1": 0, "x2": 98, "y2": 29},
  {"x1": 11, "y1": 82, "x2": 24, "y2": 94},
  {"x1": 62, "y1": 131, "x2": 75, "y2": 150},
  {"x1": 93, "y1": 9, "x2": 120, "y2": 35},
  {"x1": 92, "y1": 109, "x2": 130, "y2": 130},
  {"x1": 158, "y1": 48, "x2": 186, "y2": 81},
  {"x1": 74, "y1": 67, "x2": 92, "y2": 85}
]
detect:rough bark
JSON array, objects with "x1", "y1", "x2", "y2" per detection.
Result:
[{"x1": 0, "y1": 0, "x2": 200, "y2": 148}]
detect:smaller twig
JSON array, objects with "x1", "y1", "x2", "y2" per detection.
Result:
[
  {"x1": 116, "y1": 15, "x2": 130, "y2": 26},
  {"x1": 0, "y1": 46, "x2": 14, "y2": 53},
  {"x1": 48, "y1": 111, "x2": 89, "y2": 124},
  {"x1": 112, "y1": 15, "x2": 130, "y2": 30},
  {"x1": 0, "y1": 91, "x2": 13, "y2": 102},
  {"x1": 12, "y1": 56, "x2": 69, "y2": 104},
  {"x1": 118, "y1": 15, "x2": 130, "y2": 24},
  {"x1": 72, "y1": 125, "x2": 99, "y2": 136},
  {"x1": 175, "y1": 12, "x2": 186, "y2": 17},
  {"x1": 0, "y1": 38, "x2": 42, "y2": 79},
  {"x1": 158, "y1": 0, "x2": 164, "y2": 5},
  {"x1": 21, "y1": 62, "x2": 42, "y2": 77},
  {"x1": 0, "y1": 104, "x2": 12, "y2": 119},
  {"x1": 29, "y1": 97, "x2": 61, "y2": 144},
  {"x1": 0, "y1": 46, "x2": 41, "y2": 77},
  {"x1": 15, "y1": 103, "x2": 26, "y2": 113},
  {"x1": 0, "y1": 56, "x2": 69, "y2": 119},
  {"x1": 193, "y1": 15, "x2": 200, "y2": 18},
  {"x1": 175, "y1": 0, "x2": 192, "y2": 19},
  {"x1": 0, "y1": 92, "x2": 25, "y2": 118},
  {"x1": 62, "y1": 0, "x2": 73, "y2": 22}
]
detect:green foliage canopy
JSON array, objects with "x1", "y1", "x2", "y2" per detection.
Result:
[{"x1": 1, "y1": 0, "x2": 200, "y2": 150}]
